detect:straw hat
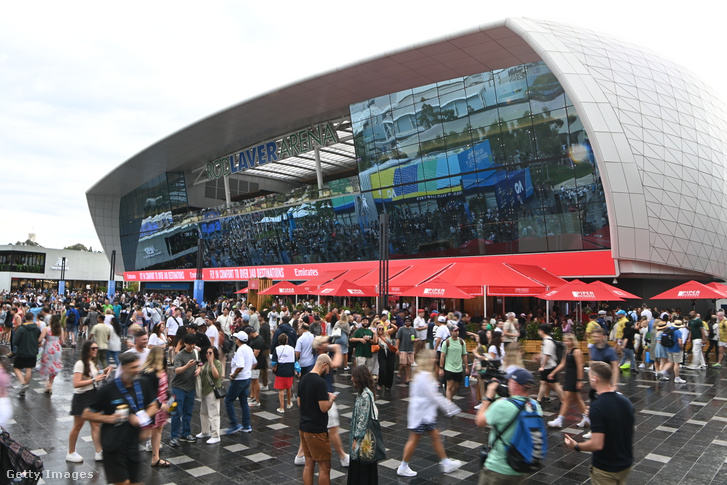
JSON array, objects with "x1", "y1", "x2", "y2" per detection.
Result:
[{"x1": 672, "y1": 320, "x2": 684, "y2": 328}]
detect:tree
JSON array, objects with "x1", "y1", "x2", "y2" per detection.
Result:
[
  {"x1": 11, "y1": 239, "x2": 42, "y2": 247},
  {"x1": 64, "y1": 243, "x2": 90, "y2": 251}
]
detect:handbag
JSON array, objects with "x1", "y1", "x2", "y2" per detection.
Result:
[
  {"x1": 371, "y1": 344, "x2": 380, "y2": 353},
  {"x1": 205, "y1": 363, "x2": 226, "y2": 399},
  {"x1": 358, "y1": 394, "x2": 386, "y2": 464}
]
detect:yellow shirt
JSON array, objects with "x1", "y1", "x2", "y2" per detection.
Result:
[
  {"x1": 615, "y1": 317, "x2": 628, "y2": 339},
  {"x1": 719, "y1": 319, "x2": 727, "y2": 343},
  {"x1": 585, "y1": 320, "x2": 600, "y2": 345}
]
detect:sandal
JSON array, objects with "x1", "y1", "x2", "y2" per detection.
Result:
[{"x1": 151, "y1": 459, "x2": 171, "y2": 468}]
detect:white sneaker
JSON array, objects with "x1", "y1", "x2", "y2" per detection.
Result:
[
  {"x1": 94, "y1": 451, "x2": 103, "y2": 461},
  {"x1": 411, "y1": 362, "x2": 418, "y2": 367},
  {"x1": 260, "y1": 385, "x2": 269, "y2": 391},
  {"x1": 576, "y1": 416, "x2": 590, "y2": 428},
  {"x1": 143, "y1": 440, "x2": 152, "y2": 452},
  {"x1": 196, "y1": 433, "x2": 211, "y2": 439},
  {"x1": 294, "y1": 455, "x2": 306, "y2": 466},
  {"x1": 341, "y1": 453, "x2": 350, "y2": 467},
  {"x1": 65, "y1": 452, "x2": 83, "y2": 463},
  {"x1": 638, "y1": 363, "x2": 645, "y2": 369},
  {"x1": 474, "y1": 403, "x2": 482, "y2": 410},
  {"x1": 547, "y1": 416, "x2": 564, "y2": 428},
  {"x1": 675, "y1": 377, "x2": 686, "y2": 383},
  {"x1": 287, "y1": 402, "x2": 294, "y2": 409},
  {"x1": 206, "y1": 437, "x2": 221, "y2": 445},
  {"x1": 582, "y1": 430, "x2": 592, "y2": 439},
  {"x1": 440, "y1": 458, "x2": 463, "y2": 473},
  {"x1": 397, "y1": 464, "x2": 418, "y2": 477}
]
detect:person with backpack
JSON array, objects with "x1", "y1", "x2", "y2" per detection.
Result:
[
  {"x1": 658, "y1": 320, "x2": 686, "y2": 383},
  {"x1": 439, "y1": 326, "x2": 468, "y2": 400},
  {"x1": 535, "y1": 324, "x2": 564, "y2": 405},
  {"x1": 475, "y1": 367, "x2": 546, "y2": 483},
  {"x1": 564, "y1": 361, "x2": 634, "y2": 484}
]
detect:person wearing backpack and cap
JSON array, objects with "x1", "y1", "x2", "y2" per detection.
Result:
[
  {"x1": 475, "y1": 367, "x2": 545, "y2": 484},
  {"x1": 658, "y1": 320, "x2": 686, "y2": 383}
]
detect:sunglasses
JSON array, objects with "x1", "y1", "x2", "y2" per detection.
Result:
[{"x1": 90, "y1": 347, "x2": 99, "y2": 350}]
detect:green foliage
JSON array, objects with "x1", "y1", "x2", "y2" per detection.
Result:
[
  {"x1": 525, "y1": 320, "x2": 541, "y2": 340},
  {"x1": 64, "y1": 243, "x2": 90, "y2": 251}
]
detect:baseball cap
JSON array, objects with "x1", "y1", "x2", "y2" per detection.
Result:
[
  {"x1": 417, "y1": 308, "x2": 425, "y2": 313},
  {"x1": 437, "y1": 315, "x2": 446, "y2": 322},
  {"x1": 616, "y1": 310, "x2": 626, "y2": 315},
  {"x1": 507, "y1": 368, "x2": 535, "y2": 387},
  {"x1": 589, "y1": 313, "x2": 598, "y2": 319},
  {"x1": 430, "y1": 310, "x2": 439, "y2": 315},
  {"x1": 598, "y1": 310, "x2": 607, "y2": 315},
  {"x1": 344, "y1": 310, "x2": 351, "y2": 315},
  {"x1": 243, "y1": 314, "x2": 250, "y2": 321},
  {"x1": 233, "y1": 331, "x2": 248, "y2": 342}
]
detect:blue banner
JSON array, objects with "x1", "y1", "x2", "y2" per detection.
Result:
[
  {"x1": 107, "y1": 281, "x2": 116, "y2": 301},
  {"x1": 58, "y1": 280, "x2": 65, "y2": 296},
  {"x1": 193, "y1": 279, "x2": 205, "y2": 303}
]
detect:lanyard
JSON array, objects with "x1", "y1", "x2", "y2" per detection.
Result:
[{"x1": 115, "y1": 377, "x2": 144, "y2": 413}]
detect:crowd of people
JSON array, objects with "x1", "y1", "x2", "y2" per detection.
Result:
[{"x1": 3, "y1": 287, "x2": 724, "y2": 485}]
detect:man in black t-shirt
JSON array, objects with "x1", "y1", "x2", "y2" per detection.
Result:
[
  {"x1": 297, "y1": 354, "x2": 338, "y2": 485},
  {"x1": 83, "y1": 352, "x2": 159, "y2": 485},
  {"x1": 247, "y1": 328, "x2": 265, "y2": 406},
  {"x1": 564, "y1": 361, "x2": 634, "y2": 484}
]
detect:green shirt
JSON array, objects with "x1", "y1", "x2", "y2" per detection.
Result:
[
  {"x1": 352, "y1": 328, "x2": 374, "y2": 357},
  {"x1": 441, "y1": 337, "x2": 466, "y2": 372},
  {"x1": 200, "y1": 360, "x2": 223, "y2": 396},
  {"x1": 485, "y1": 396, "x2": 542, "y2": 475},
  {"x1": 689, "y1": 318, "x2": 704, "y2": 340}
]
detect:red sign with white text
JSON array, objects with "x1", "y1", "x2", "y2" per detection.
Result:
[{"x1": 123, "y1": 250, "x2": 616, "y2": 283}]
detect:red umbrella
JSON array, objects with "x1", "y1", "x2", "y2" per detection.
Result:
[
  {"x1": 705, "y1": 282, "x2": 727, "y2": 298},
  {"x1": 537, "y1": 279, "x2": 622, "y2": 301},
  {"x1": 651, "y1": 280, "x2": 727, "y2": 299},
  {"x1": 234, "y1": 288, "x2": 249, "y2": 294},
  {"x1": 589, "y1": 281, "x2": 641, "y2": 300},
  {"x1": 258, "y1": 281, "x2": 302, "y2": 296},
  {"x1": 400, "y1": 279, "x2": 474, "y2": 299},
  {"x1": 316, "y1": 279, "x2": 377, "y2": 297}
]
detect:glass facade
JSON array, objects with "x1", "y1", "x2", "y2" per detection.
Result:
[
  {"x1": 126, "y1": 60, "x2": 609, "y2": 272},
  {"x1": 0, "y1": 251, "x2": 46, "y2": 273}
]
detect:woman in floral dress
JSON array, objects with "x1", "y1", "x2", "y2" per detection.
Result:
[
  {"x1": 348, "y1": 365, "x2": 378, "y2": 484},
  {"x1": 39, "y1": 314, "x2": 64, "y2": 394}
]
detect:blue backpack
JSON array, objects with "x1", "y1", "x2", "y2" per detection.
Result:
[{"x1": 492, "y1": 398, "x2": 547, "y2": 473}]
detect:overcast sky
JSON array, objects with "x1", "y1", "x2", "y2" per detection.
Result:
[{"x1": 1, "y1": 1, "x2": 724, "y2": 254}]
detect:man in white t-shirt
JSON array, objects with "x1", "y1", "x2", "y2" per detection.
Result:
[
  {"x1": 268, "y1": 308, "x2": 280, "y2": 331},
  {"x1": 115, "y1": 330, "x2": 149, "y2": 377},
  {"x1": 166, "y1": 307, "x2": 183, "y2": 362},
  {"x1": 434, "y1": 315, "x2": 451, "y2": 375},
  {"x1": 413, "y1": 309, "x2": 428, "y2": 357},
  {"x1": 204, "y1": 316, "x2": 219, "y2": 349},
  {"x1": 225, "y1": 332, "x2": 256, "y2": 434},
  {"x1": 217, "y1": 307, "x2": 233, "y2": 336},
  {"x1": 503, "y1": 312, "x2": 519, "y2": 347}
]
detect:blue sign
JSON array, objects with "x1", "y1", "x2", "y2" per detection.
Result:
[
  {"x1": 193, "y1": 279, "x2": 205, "y2": 303},
  {"x1": 58, "y1": 280, "x2": 65, "y2": 295},
  {"x1": 107, "y1": 280, "x2": 116, "y2": 301}
]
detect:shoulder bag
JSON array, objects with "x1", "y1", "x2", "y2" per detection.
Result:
[
  {"x1": 358, "y1": 393, "x2": 386, "y2": 464},
  {"x1": 205, "y1": 363, "x2": 226, "y2": 399}
]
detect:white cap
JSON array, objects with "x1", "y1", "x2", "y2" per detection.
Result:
[
  {"x1": 233, "y1": 331, "x2": 248, "y2": 342},
  {"x1": 438, "y1": 315, "x2": 446, "y2": 322},
  {"x1": 344, "y1": 310, "x2": 351, "y2": 315}
]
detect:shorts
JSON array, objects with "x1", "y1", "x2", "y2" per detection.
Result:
[
  {"x1": 667, "y1": 352, "x2": 683, "y2": 364},
  {"x1": 540, "y1": 368, "x2": 558, "y2": 383},
  {"x1": 70, "y1": 389, "x2": 97, "y2": 416},
  {"x1": 399, "y1": 352, "x2": 414, "y2": 365},
  {"x1": 251, "y1": 369, "x2": 260, "y2": 379},
  {"x1": 274, "y1": 376, "x2": 293, "y2": 390},
  {"x1": 719, "y1": 342, "x2": 727, "y2": 348},
  {"x1": 327, "y1": 401, "x2": 340, "y2": 429},
  {"x1": 299, "y1": 430, "x2": 331, "y2": 463},
  {"x1": 103, "y1": 449, "x2": 141, "y2": 484},
  {"x1": 411, "y1": 421, "x2": 437, "y2": 434},
  {"x1": 13, "y1": 356, "x2": 36, "y2": 370},
  {"x1": 444, "y1": 370, "x2": 463, "y2": 383}
]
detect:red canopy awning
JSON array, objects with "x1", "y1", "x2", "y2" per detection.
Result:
[
  {"x1": 234, "y1": 288, "x2": 249, "y2": 294},
  {"x1": 336, "y1": 268, "x2": 376, "y2": 284},
  {"x1": 651, "y1": 280, "x2": 727, "y2": 300},
  {"x1": 299, "y1": 270, "x2": 347, "y2": 293},
  {"x1": 705, "y1": 282, "x2": 727, "y2": 298},
  {"x1": 388, "y1": 263, "x2": 452, "y2": 295},
  {"x1": 400, "y1": 279, "x2": 474, "y2": 299},
  {"x1": 433, "y1": 262, "x2": 545, "y2": 296},
  {"x1": 506, "y1": 263, "x2": 567, "y2": 288},
  {"x1": 354, "y1": 264, "x2": 409, "y2": 287},
  {"x1": 316, "y1": 279, "x2": 377, "y2": 297},
  {"x1": 258, "y1": 281, "x2": 302, "y2": 296},
  {"x1": 589, "y1": 281, "x2": 641, "y2": 300},
  {"x1": 537, "y1": 279, "x2": 623, "y2": 301}
]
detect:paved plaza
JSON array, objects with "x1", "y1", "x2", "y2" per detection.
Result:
[{"x1": 5, "y1": 347, "x2": 727, "y2": 484}]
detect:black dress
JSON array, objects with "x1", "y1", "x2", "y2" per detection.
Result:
[{"x1": 563, "y1": 348, "x2": 578, "y2": 392}]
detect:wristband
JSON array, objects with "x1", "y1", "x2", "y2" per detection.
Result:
[
  {"x1": 485, "y1": 396, "x2": 496, "y2": 403},
  {"x1": 574, "y1": 443, "x2": 581, "y2": 452}
]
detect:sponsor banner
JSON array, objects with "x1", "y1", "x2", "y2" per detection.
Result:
[
  {"x1": 677, "y1": 290, "x2": 700, "y2": 297},
  {"x1": 124, "y1": 249, "x2": 615, "y2": 282},
  {"x1": 487, "y1": 286, "x2": 544, "y2": 296},
  {"x1": 571, "y1": 291, "x2": 596, "y2": 299}
]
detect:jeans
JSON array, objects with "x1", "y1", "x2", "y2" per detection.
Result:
[
  {"x1": 107, "y1": 350, "x2": 120, "y2": 367},
  {"x1": 690, "y1": 339, "x2": 706, "y2": 367},
  {"x1": 619, "y1": 348, "x2": 636, "y2": 369},
  {"x1": 171, "y1": 387, "x2": 195, "y2": 439},
  {"x1": 225, "y1": 378, "x2": 250, "y2": 428}
]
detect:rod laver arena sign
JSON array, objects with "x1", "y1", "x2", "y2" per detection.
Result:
[{"x1": 204, "y1": 122, "x2": 339, "y2": 180}]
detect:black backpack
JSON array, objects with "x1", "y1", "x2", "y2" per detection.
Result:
[
  {"x1": 660, "y1": 328, "x2": 675, "y2": 348},
  {"x1": 66, "y1": 309, "x2": 76, "y2": 325},
  {"x1": 553, "y1": 339, "x2": 565, "y2": 364}
]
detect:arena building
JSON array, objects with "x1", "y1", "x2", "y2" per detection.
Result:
[{"x1": 87, "y1": 18, "x2": 727, "y2": 309}]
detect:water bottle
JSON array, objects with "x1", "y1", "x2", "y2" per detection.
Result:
[{"x1": 464, "y1": 376, "x2": 470, "y2": 387}]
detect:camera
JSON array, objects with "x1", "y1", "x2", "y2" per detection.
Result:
[{"x1": 480, "y1": 359, "x2": 510, "y2": 398}]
